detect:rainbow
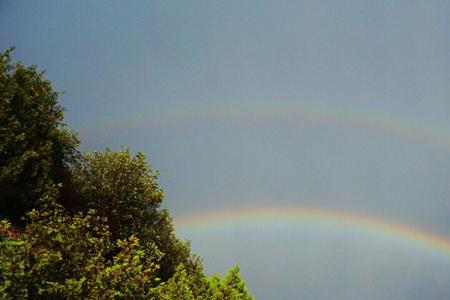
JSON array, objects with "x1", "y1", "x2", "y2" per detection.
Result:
[
  {"x1": 174, "y1": 205, "x2": 450, "y2": 258},
  {"x1": 84, "y1": 104, "x2": 450, "y2": 149}
]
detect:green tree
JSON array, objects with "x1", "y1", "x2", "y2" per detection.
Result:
[
  {"x1": 0, "y1": 49, "x2": 256, "y2": 299},
  {"x1": 154, "y1": 264, "x2": 255, "y2": 300},
  {"x1": 209, "y1": 266, "x2": 255, "y2": 300},
  {"x1": 72, "y1": 148, "x2": 194, "y2": 281},
  {"x1": 154, "y1": 265, "x2": 196, "y2": 300},
  {"x1": 0, "y1": 48, "x2": 79, "y2": 223},
  {"x1": 0, "y1": 186, "x2": 160, "y2": 299},
  {"x1": 0, "y1": 187, "x2": 255, "y2": 300}
]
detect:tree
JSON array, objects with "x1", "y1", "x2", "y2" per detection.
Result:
[
  {"x1": 0, "y1": 48, "x2": 79, "y2": 224},
  {"x1": 209, "y1": 266, "x2": 255, "y2": 300},
  {"x1": 0, "y1": 186, "x2": 160, "y2": 299},
  {"x1": 154, "y1": 265, "x2": 196, "y2": 300},
  {"x1": 154, "y1": 264, "x2": 255, "y2": 300},
  {"x1": 0, "y1": 187, "x2": 255, "y2": 300},
  {"x1": 0, "y1": 49, "x2": 256, "y2": 299},
  {"x1": 72, "y1": 148, "x2": 194, "y2": 281}
]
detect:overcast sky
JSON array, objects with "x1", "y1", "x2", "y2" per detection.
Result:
[{"x1": 2, "y1": 1, "x2": 450, "y2": 299}]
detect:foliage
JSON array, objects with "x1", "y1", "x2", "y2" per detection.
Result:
[
  {"x1": 0, "y1": 49, "x2": 255, "y2": 299},
  {"x1": 153, "y1": 264, "x2": 255, "y2": 300},
  {"x1": 153, "y1": 265, "x2": 196, "y2": 299},
  {"x1": 0, "y1": 186, "x2": 160, "y2": 299},
  {"x1": 0, "y1": 190, "x2": 255, "y2": 299},
  {"x1": 0, "y1": 48, "x2": 79, "y2": 223},
  {"x1": 72, "y1": 148, "x2": 163, "y2": 240},
  {"x1": 209, "y1": 266, "x2": 255, "y2": 300},
  {"x1": 72, "y1": 148, "x2": 194, "y2": 281}
]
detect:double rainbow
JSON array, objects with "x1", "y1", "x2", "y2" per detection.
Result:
[{"x1": 87, "y1": 103, "x2": 450, "y2": 257}]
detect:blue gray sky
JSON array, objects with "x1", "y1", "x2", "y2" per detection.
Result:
[{"x1": 2, "y1": 1, "x2": 450, "y2": 299}]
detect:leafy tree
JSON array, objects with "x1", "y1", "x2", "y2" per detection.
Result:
[
  {"x1": 209, "y1": 266, "x2": 255, "y2": 300},
  {"x1": 72, "y1": 148, "x2": 194, "y2": 281},
  {"x1": 154, "y1": 264, "x2": 255, "y2": 300},
  {"x1": 72, "y1": 148, "x2": 163, "y2": 239},
  {"x1": 0, "y1": 48, "x2": 79, "y2": 223},
  {"x1": 0, "y1": 49, "x2": 256, "y2": 299},
  {"x1": 154, "y1": 265, "x2": 196, "y2": 300},
  {"x1": 0, "y1": 188, "x2": 255, "y2": 299},
  {"x1": 0, "y1": 186, "x2": 160, "y2": 299}
]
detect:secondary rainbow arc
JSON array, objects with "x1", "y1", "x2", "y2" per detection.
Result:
[
  {"x1": 87, "y1": 104, "x2": 450, "y2": 149},
  {"x1": 174, "y1": 205, "x2": 450, "y2": 258}
]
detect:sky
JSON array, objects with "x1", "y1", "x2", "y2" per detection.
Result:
[{"x1": 2, "y1": 1, "x2": 450, "y2": 299}]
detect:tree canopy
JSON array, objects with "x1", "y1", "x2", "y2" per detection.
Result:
[
  {"x1": 72, "y1": 148, "x2": 195, "y2": 281},
  {"x1": 0, "y1": 49, "x2": 255, "y2": 299},
  {"x1": 0, "y1": 48, "x2": 79, "y2": 223}
]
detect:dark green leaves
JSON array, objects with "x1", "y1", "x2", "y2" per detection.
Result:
[
  {"x1": 0, "y1": 49, "x2": 255, "y2": 299},
  {"x1": 0, "y1": 49, "x2": 79, "y2": 223}
]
